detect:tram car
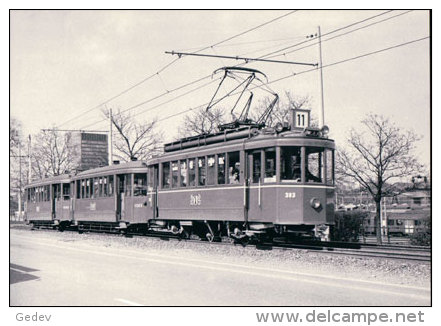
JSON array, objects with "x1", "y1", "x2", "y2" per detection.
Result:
[
  {"x1": 24, "y1": 174, "x2": 72, "y2": 230},
  {"x1": 363, "y1": 208, "x2": 430, "y2": 236},
  {"x1": 24, "y1": 107, "x2": 335, "y2": 241},
  {"x1": 24, "y1": 67, "x2": 336, "y2": 241}
]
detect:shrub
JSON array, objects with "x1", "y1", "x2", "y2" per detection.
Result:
[
  {"x1": 332, "y1": 210, "x2": 370, "y2": 242},
  {"x1": 410, "y1": 219, "x2": 431, "y2": 246}
]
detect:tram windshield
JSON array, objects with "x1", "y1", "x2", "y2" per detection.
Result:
[
  {"x1": 281, "y1": 146, "x2": 301, "y2": 182},
  {"x1": 279, "y1": 146, "x2": 332, "y2": 184},
  {"x1": 305, "y1": 147, "x2": 324, "y2": 183}
]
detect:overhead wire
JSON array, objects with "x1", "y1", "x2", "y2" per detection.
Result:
[
  {"x1": 257, "y1": 10, "x2": 394, "y2": 61},
  {"x1": 80, "y1": 76, "x2": 223, "y2": 129},
  {"x1": 59, "y1": 10, "x2": 298, "y2": 130},
  {"x1": 264, "y1": 10, "x2": 414, "y2": 60},
  {"x1": 77, "y1": 10, "x2": 419, "y2": 131},
  {"x1": 57, "y1": 58, "x2": 181, "y2": 128},
  {"x1": 153, "y1": 36, "x2": 430, "y2": 126}
]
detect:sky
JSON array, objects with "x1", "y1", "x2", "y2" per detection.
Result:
[{"x1": 10, "y1": 10, "x2": 431, "y2": 167}]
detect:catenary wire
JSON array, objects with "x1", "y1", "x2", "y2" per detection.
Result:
[
  {"x1": 153, "y1": 36, "x2": 430, "y2": 126},
  {"x1": 77, "y1": 11, "x2": 417, "y2": 131},
  {"x1": 57, "y1": 11, "x2": 298, "y2": 129}
]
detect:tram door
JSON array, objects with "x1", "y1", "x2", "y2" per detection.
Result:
[
  {"x1": 149, "y1": 165, "x2": 159, "y2": 219},
  {"x1": 51, "y1": 184, "x2": 57, "y2": 220},
  {"x1": 116, "y1": 174, "x2": 125, "y2": 221}
]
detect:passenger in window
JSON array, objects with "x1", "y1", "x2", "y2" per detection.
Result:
[{"x1": 229, "y1": 167, "x2": 240, "y2": 184}]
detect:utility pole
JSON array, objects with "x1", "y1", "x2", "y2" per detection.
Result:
[
  {"x1": 28, "y1": 135, "x2": 32, "y2": 183},
  {"x1": 18, "y1": 141, "x2": 22, "y2": 218},
  {"x1": 109, "y1": 107, "x2": 113, "y2": 165},
  {"x1": 318, "y1": 26, "x2": 325, "y2": 128}
]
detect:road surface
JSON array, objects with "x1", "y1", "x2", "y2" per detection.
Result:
[{"x1": 10, "y1": 229, "x2": 430, "y2": 306}]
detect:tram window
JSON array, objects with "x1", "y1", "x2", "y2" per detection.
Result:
[
  {"x1": 171, "y1": 161, "x2": 179, "y2": 188},
  {"x1": 388, "y1": 219, "x2": 395, "y2": 226},
  {"x1": 125, "y1": 174, "x2": 133, "y2": 196},
  {"x1": 85, "y1": 179, "x2": 91, "y2": 198},
  {"x1": 76, "y1": 182, "x2": 81, "y2": 199},
  {"x1": 63, "y1": 183, "x2": 70, "y2": 200},
  {"x1": 306, "y1": 148, "x2": 324, "y2": 183},
  {"x1": 148, "y1": 167, "x2": 155, "y2": 189},
  {"x1": 102, "y1": 177, "x2": 108, "y2": 197},
  {"x1": 98, "y1": 177, "x2": 103, "y2": 197},
  {"x1": 252, "y1": 151, "x2": 262, "y2": 183},
  {"x1": 54, "y1": 184, "x2": 61, "y2": 200},
  {"x1": 162, "y1": 162, "x2": 171, "y2": 189},
  {"x1": 280, "y1": 147, "x2": 301, "y2": 182},
  {"x1": 198, "y1": 157, "x2": 206, "y2": 186},
  {"x1": 180, "y1": 161, "x2": 187, "y2": 187},
  {"x1": 228, "y1": 151, "x2": 240, "y2": 184},
  {"x1": 134, "y1": 173, "x2": 147, "y2": 196},
  {"x1": 207, "y1": 155, "x2": 215, "y2": 185},
  {"x1": 264, "y1": 148, "x2": 276, "y2": 183},
  {"x1": 218, "y1": 154, "x2": 226, "y2": 184},
  {"x1": 93, "y1": 178, "x2": 99, "y2": 198},
  {"x1": 108, "y1": 175, "x2": 114, "y2": 196},
  {"x1": 396, "y1": 220, "x2": 403, "y2": 226},
  {"x1": 81, "y1": 180, "x2": 86, "y2": 199},
  {"x1": 188, "y1": 159, "x2": 196, "y2": 187},
  {"x1": 325, "y1": 149, "x2": 334, "y2": 185}
]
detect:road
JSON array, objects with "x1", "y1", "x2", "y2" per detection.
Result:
[{"x1": 10, "y1": 230, "x2": 430, "y2": 306}]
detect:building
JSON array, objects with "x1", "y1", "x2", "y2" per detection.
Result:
[{"x1": 71, "y1": 132, "x2": 108, "y2": 172}]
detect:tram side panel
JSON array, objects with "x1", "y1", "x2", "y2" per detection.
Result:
[
  {"x1": 74, "y1": 197, "x2": 117, "y2": 223},
  {"x1": 157, "y1": 186, "x2": 244, "y2": 221},
  {"x1": 26, "y1": 201, "x2": 52, "y2": 221}
]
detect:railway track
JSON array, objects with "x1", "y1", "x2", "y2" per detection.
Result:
[
  {"x1": 23, "y1": 225, "x2": 431, "y2": 262},
  {"x1": 264, "y1": 242, "x2": 431, "y2": 262}
]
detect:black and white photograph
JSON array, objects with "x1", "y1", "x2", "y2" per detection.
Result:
[{"x1": 8, "y1": 7, "x2": 433, "y2": 325}]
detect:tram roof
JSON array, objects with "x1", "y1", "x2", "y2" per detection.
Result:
[
  {"x1": 25, "y1": 174, "x2": 71, "y2": 188},
  {"x1": 72, "y1": 160, "x2": 148, "y2": 179}
]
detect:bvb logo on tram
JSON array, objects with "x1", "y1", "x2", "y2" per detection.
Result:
[{"x1": 190, "y1": 194, "x2": 201, "y2": 206}]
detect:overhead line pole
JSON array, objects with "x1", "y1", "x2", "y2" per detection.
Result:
[
  {"x1": 109, "y1": 108, "x2": 113, "y2": 166},
  {"x1": 318, "y1": 26, "x2": 325, "y2": 128},
  {"x1": 28, "y1": 135, "x2": 32, "y2": 184},
  {"x1": 18, "y1": 141, "x2": 22, "y2": 218},
  {"x1": 165, "y1": 51, "x2": 318, "y2": 67}
]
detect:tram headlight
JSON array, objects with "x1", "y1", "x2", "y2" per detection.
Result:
[
  {"x1": 320, "y1": 125, "x2": 329, "y2": 137},
  {"x1": 310, "y1": 197, "x2": 321, "y2": 209},
  {"x1": 275, "y1": 122, "x2": 284, "y2": 133}
]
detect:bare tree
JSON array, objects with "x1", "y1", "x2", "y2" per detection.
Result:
[
  {"x1": 31, "y1": 129, "x2": 77, "y2": 179},
  {"x1": 103, "y1": 109, "x2": 163, "y2": 162},
  {"x1": 178, "y1": 91, "x2": 314, "y2": 139},
  {"x1": 10, "y1": 117, "x2": 22, "y2": 157},
  {"x1": 251, "y1": 91, "x2": 314, "y2": 127},
  {"x1": 10, "y1": 117, "x2": 27, "y2": 214},
  {"x1": 336, "y1": 113, "x2": 423, "y2": 244},
  {"x1": 178, "y1": 106, "x2": 226, "y2": 138}
]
